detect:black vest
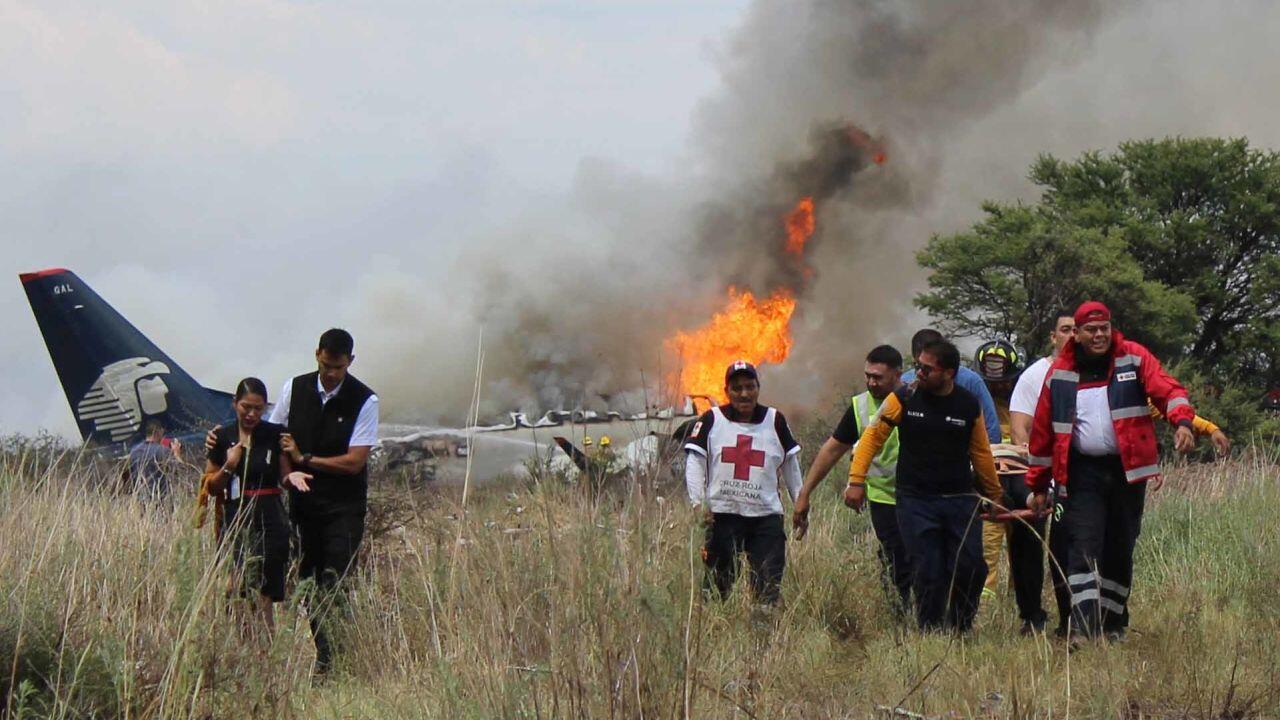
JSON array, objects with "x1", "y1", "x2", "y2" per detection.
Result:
[{"x1": 288, "y1": 371, "x2": 374, "y2": 506}]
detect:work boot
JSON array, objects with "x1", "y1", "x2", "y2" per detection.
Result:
[{"x1": 1020, "y1": 616, "x2": 1047, "y2": 636}]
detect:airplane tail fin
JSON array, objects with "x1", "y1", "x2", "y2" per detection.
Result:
[{"x1": 20, "y1": 268, "x2": 233, "y2": 446}]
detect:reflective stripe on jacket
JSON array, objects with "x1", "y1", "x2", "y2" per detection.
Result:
[{"x1": 1026, "y1": 329, "x2": 1194, "y2": 492}]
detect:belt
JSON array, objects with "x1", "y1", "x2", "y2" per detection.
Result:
[{"x1": 243, "y1": 487, "x2": 282, "y2": 497}]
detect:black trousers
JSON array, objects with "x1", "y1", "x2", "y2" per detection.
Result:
[
  {"x1": 703, "y1": 513, "x2": 786, "y2": 605},
  {"x1": 1001, "y1": 474, "x2": 1048, "y2": 625},
  {"x1": 222, "y1": 495, "x2": 290, "y2": 602},
  {"x1": 895, "y1": 493, "x2": 987, "y2": 632},
  {"x1": 1061, "y1": 452, "x2": 1146, "y2": 638},
  {"x1": 1048, "y1": 488, "x2": 1072, "y2": 634},
  {"x1": 293, "y1": 497, "x2": 366, "y2": 671},
  {"x1": 869, "y1": 500, "x2": 914, "y2": 614}
]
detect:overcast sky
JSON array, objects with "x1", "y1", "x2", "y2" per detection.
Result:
[
  {"x1": 1, "y1": 0, "x2": 748, "y2": 436},
  {"x1": 6, "y1": 0, "x2": 1280, "y2": 438}
]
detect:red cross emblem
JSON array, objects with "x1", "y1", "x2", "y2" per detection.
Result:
[{"x1": 721, "y1": 434, "x2": 766, "y2": 481}]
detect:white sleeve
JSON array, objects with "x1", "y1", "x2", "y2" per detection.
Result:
[
  {"x1": 348, "y1": 395, "x2": 380, "y2": 447},
  {"x1": 685, "y1": 451, "x2": 707, "y2": 506},
  {"x1": 780, "y1": 452, "x2": 803, "y2": 501},
  {"x1": 267, "y1": 380, "x2": 292, "y2": 425},
  {"x1": 1009, "y1": 360, "x2": 1044, "y2": 417}
]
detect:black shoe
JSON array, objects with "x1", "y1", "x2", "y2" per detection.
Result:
[
  {"x1": 1104, "y1": 628, "x2": 1127, "y2": 644},
  {"x1": 1020, "y1": 617, "x2": 1047, "y2": 636},
  {"x1": 312, "y1": 648, "x2": 333, "y2": 682},
  {"x1": 310, "y1": 662, "x2": 331, "y2": 687}
]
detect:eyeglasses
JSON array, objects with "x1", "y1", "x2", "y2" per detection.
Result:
[{"x1": 915, "y1": 363, "x2": 940, "y2": 377}]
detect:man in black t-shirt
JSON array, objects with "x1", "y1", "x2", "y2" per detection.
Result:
[{"x1": 846, "y1": 341, "x2": 1002, "y2": 632}]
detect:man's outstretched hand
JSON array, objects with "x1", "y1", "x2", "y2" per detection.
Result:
[
  {"x1": 1174, "y1": 425, "x2": 1196, "y2": 454},
  {"x1": 285, "y1": 471, "x2": 313, "y2": 492},
  {"x1": 1210, "y1": 429, "x2": 1231, "y2": 456}
]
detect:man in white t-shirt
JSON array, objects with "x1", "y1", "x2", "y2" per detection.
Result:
[
  {"x1": 1009, "y1": 310, "x2": 1077, "y2": 445},
  {"x1": 685, "y1": 360, "x2": 802, "y2": 605},
  {"x1": 1007, "y1": 309, "x2": 1075, "y2": 636}
]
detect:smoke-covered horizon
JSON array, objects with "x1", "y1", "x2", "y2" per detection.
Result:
[
  {"x1": 369, "y1": 0, "x2": 1120, "y2": 423},
  {"x1": 7, "y1": 0, "x2": 1280, "y2": 435}
]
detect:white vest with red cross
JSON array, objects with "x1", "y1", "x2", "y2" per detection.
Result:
[{"x1": 702, "y1": 405, "x2": 791, "y2": 517}]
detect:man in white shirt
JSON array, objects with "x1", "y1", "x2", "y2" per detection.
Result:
[
  {"x1": 684, "y1": 361, "x2": 802, "y2": 605},
  {"x1": 273, "y1": 329, "x2": 379, "y2": 674},
  {"x1": 1009, "y1": 310, "x2": 1077, "y2": 446}
]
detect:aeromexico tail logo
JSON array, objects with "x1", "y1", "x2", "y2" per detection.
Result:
[{"x1": 76, "y1": 358, "x2": 172, "y2": 442}]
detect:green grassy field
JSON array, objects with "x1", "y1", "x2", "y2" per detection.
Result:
[{"x1": 1, "y1": 439, "x2": 1278, "y2": 719}]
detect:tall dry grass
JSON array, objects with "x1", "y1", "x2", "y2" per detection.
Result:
[{"x1": 2, "y1": 436, "x2": 1278, "y2": 719}]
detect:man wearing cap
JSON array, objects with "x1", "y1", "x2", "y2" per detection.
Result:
[
  {"x1": 1012, "y1": 308, "x2": 1228, "y2": 637},
  {"x1": 1027, "y1": 301, "x2": 1200, "y2": 640},
  {"x1": 684, "y1": 360, "x2": 803, "y2": 605},
  {"x1": 847, "y1": 340, "x2": 1002, "y2": 632}
]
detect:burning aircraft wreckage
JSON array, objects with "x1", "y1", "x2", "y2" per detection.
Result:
[
  {"x1": 378, "y1": 123, "x2": 890, "y2": 486},
  {"x1": 19, "y1": 123, "x2": 889, "y2": 488},
  {"x1": 376, "y1": 401, "x2": 706, "y2": 486}
]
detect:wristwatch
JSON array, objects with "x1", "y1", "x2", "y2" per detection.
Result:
[{"x1": 301, "y1": 453, "x2": 313, "y2": 467}]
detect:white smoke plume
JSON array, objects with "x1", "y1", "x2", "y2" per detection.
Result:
[
  {"x1": 13, "y1": 0, "x2": 1280, "y2": 435},
  {"x1": 358, "y1": 0, "x2": 1120, "y2": 423}
]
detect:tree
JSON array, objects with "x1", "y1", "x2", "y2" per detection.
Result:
[
  {"x1": 916, "y1": 137, "x2": 1280, "y2": 392},
  {"x1": 914, "y1": 202, "x2": 1195, "y2": 359}
]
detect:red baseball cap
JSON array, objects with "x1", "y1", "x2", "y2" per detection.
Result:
[
  {"x1": 724, "y1": 360, "x2": 759, "y2": 383},
  {"x1": 1074, "y1": 301, "x2": 1111, "y2": 326}
]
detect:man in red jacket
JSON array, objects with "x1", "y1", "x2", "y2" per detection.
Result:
[{"x1": 1027, "y1": 301, "x2": 1199, "y2": 641}]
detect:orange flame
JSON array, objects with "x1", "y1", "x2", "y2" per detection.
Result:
[
  {"x1": 784, "y1": 196, "x2": 815, "y2": 256},
  {"x1": 666, "y1": 287, "x2": 797, "y2": 406}
]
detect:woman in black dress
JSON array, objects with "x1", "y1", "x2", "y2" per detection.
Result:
[{"x1": 203, "y1": 377, "x2": 312, "y2": 631}]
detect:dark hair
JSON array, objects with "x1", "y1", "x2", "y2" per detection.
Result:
[
  {"x1": 143, "y1": 419, "x2": 165, "y2": 437},
  {"x1": 234, "y1": 377, "x2": 269, "y2": 402},
  {"x1": 1055, "y1": 309, "x2": 1076, "y2": 324},
  {"x1": 910, "y1": 328, "x2": 945, "y2": 357},
  {"x1": 865, "y1": 344, "x2": 903, "y2": 370},
  {"x1": 920, "y1": 340, "x2": 961, "y2": 372},
  {"x1": 318, "y1": 328, "x2": 354, "y2": 357}
]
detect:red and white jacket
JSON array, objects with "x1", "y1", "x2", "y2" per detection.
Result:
[{"x1": 1026, "y1": 330, "x2": 1194, "y2": 492}]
